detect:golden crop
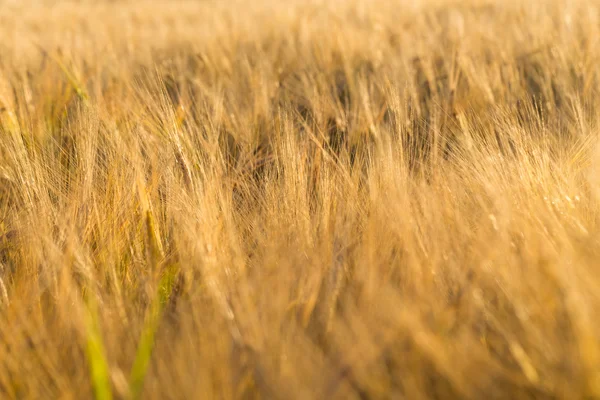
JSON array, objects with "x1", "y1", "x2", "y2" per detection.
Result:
[{"x1": 1, "y1": 0, "x2": 599, "y2": 398}]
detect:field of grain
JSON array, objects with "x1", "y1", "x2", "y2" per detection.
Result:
[{"x1": 1, "y1": 0, "x2": 600, "y2": 398}]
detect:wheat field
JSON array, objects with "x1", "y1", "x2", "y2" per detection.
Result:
[{"x1": 1, "y1": 0, "x2": 600, "y2": 398}]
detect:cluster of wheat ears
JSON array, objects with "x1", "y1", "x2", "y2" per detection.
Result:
[{"x1": 1, "y1": 0, "x2": 600, "y2": 398}]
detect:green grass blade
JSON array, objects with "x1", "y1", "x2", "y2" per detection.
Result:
[
  {"x1": 83, "y1": 295, "x2": 113, "y2": 400},
  {"x1": 128, "y1": 267, "x2": 177, "y2": 399}
]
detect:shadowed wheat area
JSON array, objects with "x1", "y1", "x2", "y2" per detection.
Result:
[{"x1": 2, "y1": 0, "x2": 600, "y2": 398}]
